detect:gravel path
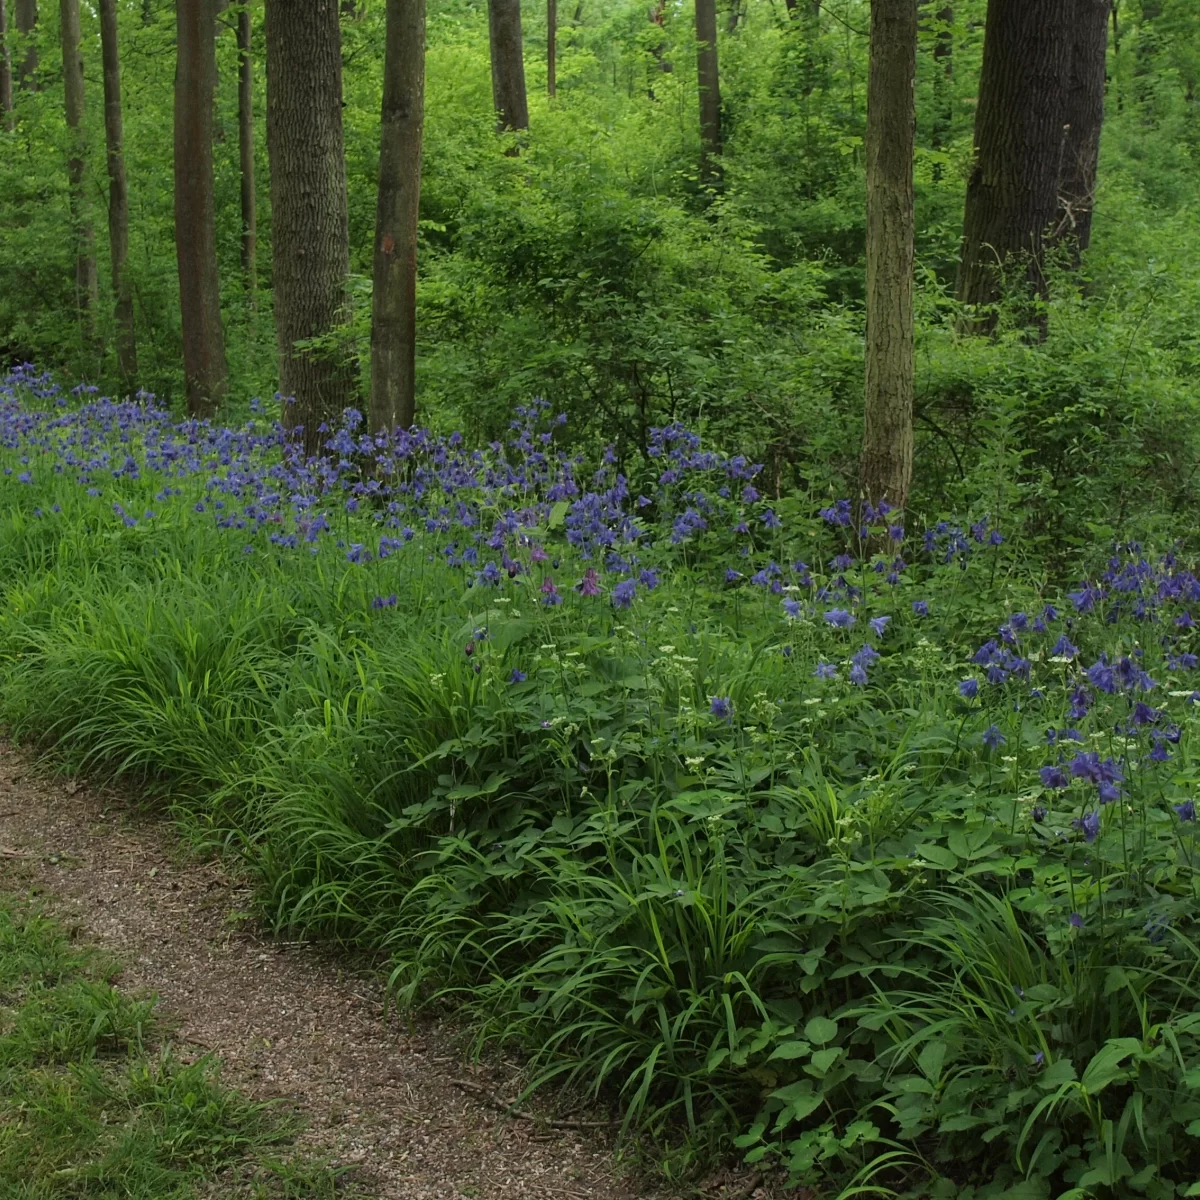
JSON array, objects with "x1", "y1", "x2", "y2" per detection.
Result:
[{"x1": 0, "y1": 741, "x2": 657, "y2": 1200}]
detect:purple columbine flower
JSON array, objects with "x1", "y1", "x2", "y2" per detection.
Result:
[
  {"x1": 782, "y1": 598, "x2": 801, "y2": 618},
  {"x1": 1068, "y1": 912, "x2": 1085, "y2": 929},
  {"x1": 823, "y1": 608, "x2": 855, "y2": 628},
  {"x1": 540, "y1": 577, "x2": 562, "y2": 606},
  {"x1": 959, "y1": 678, "x2": 979, "y2": 700},
  {"x1": 612, "y1": 579, "x2": 637, "y2": 609},
  {"x1": 982, "y1": 725, "x2": 1006, "y2": 750},
  {"x1": 509, "y1": 668, "x2": 527, "y2": 684},
  {"x1": 639, "y1": 568, "x2": 660, "y2": 590},
  {"x1": 1080, "y1": 810, "x2": 1101, "y2": 842},
  {"x1": 912, "y1": 600, "x2": 929, "y2": 617},
  {"x1": 1031, "y1": 805, "x2": 1047, "y2": 822},
  {"x1": 1050, "y1": 634, "x2": 1079, "y2": 659},
  {"x1": 1040, "y1": 766, "x2": 1069, "y2": 789},
  {"x1": 576, "y1": 568, "x2": 602, "y2": 597},
  {"x1": 711, "y1": 696, "x2": 732, "y2": 720},
  {"x1": 1175, "y1": 800, "x2": 1196, "y2": 822},
  {"x1": 868, "y1": 615, "x2": 891, "y2": 639},
  {"x1": 813, "y1": 661, "x2": 837, "y2": 680}
]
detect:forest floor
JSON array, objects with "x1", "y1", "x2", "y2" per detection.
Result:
[{"x1": 0, "y1": 738, "x2": 744, "y2": 1200}]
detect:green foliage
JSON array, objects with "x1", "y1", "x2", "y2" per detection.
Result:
[{"x1": 0, "y1": 894, "x2": 344, "y2": 1198}]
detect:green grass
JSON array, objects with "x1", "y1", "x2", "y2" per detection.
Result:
[{"x1": 0, "y1": 891, "x2": 346, "y2": 1199}]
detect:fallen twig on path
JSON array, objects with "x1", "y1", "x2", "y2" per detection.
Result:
[{"x1": 451, "y1": 1077, "x2": 618, "y2": 1130}]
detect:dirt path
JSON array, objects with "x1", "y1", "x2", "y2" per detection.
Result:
[{"x1": 0, "y1": 740, "x2": 652, "y2": 1200}]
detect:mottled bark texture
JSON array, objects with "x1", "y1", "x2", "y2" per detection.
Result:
[
  {"x1": 487, "y1": 0, "x2": 528, "y2": 132},
  {"x1": 265, "y1": 0, "x2": 357, "y2": 454},
  {"x1": 370, "y1": 0, "x2": 426, "y2": 434},
  {"x1": 15, "y1": 0, "x2": 38, "y2": 90},
  {"x1": 174, "y1": 0, "x2": 228, "y2": 417},
  {"x1": 695, "y1": 0, "x2": 721, "y2": 183},
  {"x1": 99, "y1": 0, "x2": 137, "y2": 382},
  {"x1": 237, "y1": 3, "x2": 256, "y2": 302},
  {"x1": 956, "y1": 0, "x2": 1072, "y2": 327},
  {"x1": 547, "y1": 0, "x2": 556, "y2": 97},
  {"x1": 1054, "y1": 0, "x2": 1110, "y2": 259},
  {"x1": 1, "y1": 2, "x2": 13, "y2": 129},
  {"x1": 860, "y1": 0, "x2": 916, "y2": 513},
  {"x1": 59, "y1": 0, "x2": 100, "y2": 352}
]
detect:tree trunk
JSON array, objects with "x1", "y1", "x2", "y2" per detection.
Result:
[
  {"x1": 487, "y1": 0, "x2": 528, "y2": 132},
  {"x1": 370, "y1": 0, "x2": 425, "y2": 435},
  {"x1": 930, "y1": 5, "x2": 952, "y2": 172},
  {"x1": 98, "y1": 0, "x2": 137, "y2": 383},
  {"x1": 15, "y1": 0, "x2": 38, "y2": 90},
  {"x1": 955, "y1": 0, "x2": 1072, "y2": 329},
  {"x1": 59, "y1": 0, "x2": 100, "y2": 354},
  {"x1": 175, "y1": 0, "x2": 229, "y2": 417},
  {"x1": 1, "y1": 1, "x2": 13, "y2": 130},
  {"x1": 860, "y1": 0, "x2": 916, "y2": 513},
  {"x1": 695, "y1": 0, "x2": 721, "y2": 183},
  {"x1": 547, "y1": 0, "x2": 556, "y2": 97},
  {"x1": 1054, "y1": 0, "x2": 1110, "y2": 259},
  {"x1": 237, "y1": 3, "x2": 256, "y2": 304},
  {"x1": 265, "y1": 0, "x2": 358, "y2": 454}
]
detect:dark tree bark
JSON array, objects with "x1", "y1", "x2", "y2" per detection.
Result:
[
  {"x1": 1054, "y1": 0, "x2": 1110, "y2": 259},
  {"x1": 175, "y1": 0, "x2": 228, "y2": 417},
  {"x1": 695, "y1": 0, "x2": 721, "y2": 183},
  {"x1": 15, "y1": 0, "x2": 38, "y2": 90},
  {"x1": 99, "y1": 0, "x2": 137, "y2": 383},
  {"x1": 547, "y1": 0, "x2": 556, "y2": 97},
  {"x1": 370, "y1": 0, "x2": 425, "y2": 434},
  {"x1": 237, "y1": 2, "x2": 256, "y2": 304},
  {"x1": 487, "y1": 0, "x2": 528, "y2": 132},
  {"x1": 265, "y1": 0, "x2": 357, "y2": 454},
  {"x1": 860, "y1": 0, "x2": 916, "y2": 512},
  {"x1": 1, "y1": 2, "x2": 13, "y2": 130},
  {"x1": 60, "y1": 0, "x2": 100, "y2": 353},
  {"x1": 956, "y1": 0, "x2": 1072, "y2": 328}
]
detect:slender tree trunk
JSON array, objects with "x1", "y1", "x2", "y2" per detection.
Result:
[
  {"x1": 265, "y1": 0, "x2": 357, "y2": 454},
  {"x1": 237, "y1": 3, "x2": 256, "y2": 305},
  {"x1": 98, "y1": 0, "x2": 137, "y2": 382},
  {"x1": 1, "y1": 2, "x2": 13, "y2": 130},
  {"x1": 695, "y1": 0, "x2": 721, "y2": 183},
  {"x1": 15, "y1": 0, "x2": 38, "y2": 90},
  {"x1": 860, "y1": 0, "x2": 916, "y2": 512},
  {"x1": 59, "y1": 0, "x2": 100, "y2": 354},
  {"x1": 175, "y1": 0, "x2": 229, "y2": 417},
  {"x1": 370, "y1": 0, "x2": 425, "y2": 434},
  {"x1": 487, "y1": 0, "x2": 528, "y2": 132},
  {"x1": 955, "y1": 0, "x2": 1072, "y2": 329},
  {"x1": 930, "y1": 5, "x2": 952, "y2": 176},
  {"x1": 547, "y1": 0, "x2": 556, "y2": 97},
  {"x1": 1054, "y1": 0, "x2": 1110, "y2": 260}
]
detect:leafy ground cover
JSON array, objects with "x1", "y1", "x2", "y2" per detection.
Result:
[
  {"x1": 0, "y1": 889, "x2": 342, "y2": 1198},
  {"x1": 1, "y1": 364, "x2": 1199, "y2": 1197}
]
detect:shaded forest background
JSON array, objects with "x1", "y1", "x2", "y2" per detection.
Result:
[{"x1": 2, "y1": 0, "x2": 1199, "y2": 540}]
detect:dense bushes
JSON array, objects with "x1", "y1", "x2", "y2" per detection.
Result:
[{"x1": 3, "y1": 369, "x2": 1200, "y2": 1195}]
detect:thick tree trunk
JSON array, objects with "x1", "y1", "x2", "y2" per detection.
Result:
[
  {"x1": 237, "y1": 3, "x2": 256, "y2": 304},
  {"x1": 860, "y1": 0, "x2": 916, "y2": 513},
  {"x1": 99, "y1": 0, "x2": 137, "y2": 383},
  {"x1": 695, "y1": 0, "x2": 721, "y2": 183},
  {"x1": 955, "y1": 0, "x2": 1072, "y2": 328},
  {"x1": 175, "y1": 0, "x2": 228, "y2": 417},
  {"x1": 370, "y1": 0, "x2": 425, "y2": 435},
  {"x1": 1, "y1": 2, "x2": 13, "y2": 130},
  {"x1": 265, "y1": 0, "x2": 358, "y2": 454},
  {"x1": 547, "y1": 0, "x2": 556, "y2": 97},
  {"x1": 15, "y1": 0, "x2": 38, "y2": 90},
  {"x1": 1054, "y1": 0, "x2": 1110, "y2": 259},
  {"x1": 59, "y1": 0, "x2": 100, "y2": 354},
  {"x1": 487, "y1": 0, "x2": 528, "y2": 132}
]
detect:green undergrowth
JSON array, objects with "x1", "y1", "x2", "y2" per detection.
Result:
[
  {"x1": 2, "y1": 382, "x2": 1200, "y2": 1197},
  {"x1": 0, "y1": 892, "x2": 345, "y2": 1198}
]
